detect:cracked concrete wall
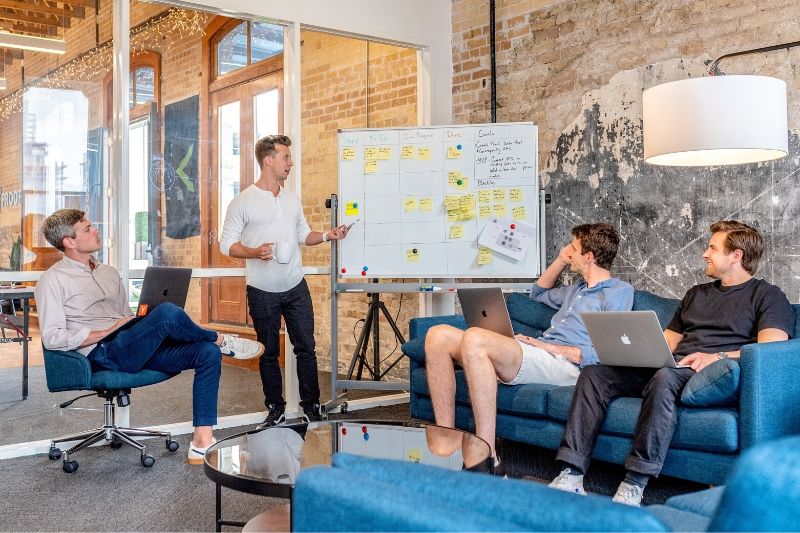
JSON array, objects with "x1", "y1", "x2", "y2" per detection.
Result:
[{"x1": 452, "y1": 0, "x2": 800, "y2": 301}]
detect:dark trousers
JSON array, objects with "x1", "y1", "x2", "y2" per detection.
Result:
[
  {"x1": 88, "y1": 302, "x2": 221, "y2": 427},
  {"x1": 247, "y1": 279, "x2": 319, "y2": 410},
  {"x1": 556, "y1": 364, "x2": 695, "y2": 477}
]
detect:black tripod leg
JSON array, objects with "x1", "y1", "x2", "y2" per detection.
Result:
[{"x1": 375, "y1": 302, "x2": 409, "y2": 379}]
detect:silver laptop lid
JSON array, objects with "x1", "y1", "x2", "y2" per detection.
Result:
[
  {"x1": 457, "y1": 287, "x2": 515, "y2": 338},
  {"x1": 581, "y1": 311, "x2": 677, "y2": 368}
]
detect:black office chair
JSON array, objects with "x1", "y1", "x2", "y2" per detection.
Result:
[{"x1": 44, "y1": 348, "x2": 180, "y2": 473}]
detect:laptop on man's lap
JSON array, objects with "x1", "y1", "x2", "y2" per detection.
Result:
[
  {"x1": 99, "y1": 267, "x2": 192, "y2": 343},
  {"x1": 581, "y1": 311, "x2": 677, "y2": 368}
]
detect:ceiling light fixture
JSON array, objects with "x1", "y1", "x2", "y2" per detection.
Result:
[
  {"x1": 643, "y1": 41, "x2": 798, "y2": 167},
  {"x1": 0, "y1": 31, "x2": 66, "y2": 55}
]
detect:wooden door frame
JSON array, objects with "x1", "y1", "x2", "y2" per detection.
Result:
[{"x1": 200, "y1": 15, "x2": 284, "y2": 324}]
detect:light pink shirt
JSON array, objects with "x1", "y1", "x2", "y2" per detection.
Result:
[{"x1": 35, "y1": 256, "x2": 131, "y2": 355}]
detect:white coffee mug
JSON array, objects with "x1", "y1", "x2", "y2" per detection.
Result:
[{"x1": 275, "y1": 241, "x2": 293, "y2": 264}]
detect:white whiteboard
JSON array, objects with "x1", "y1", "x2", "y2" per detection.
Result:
[{"x1": 337, "y1": 123, "x2": 540, "y2": 278}]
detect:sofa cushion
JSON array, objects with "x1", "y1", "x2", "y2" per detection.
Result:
[
  {"x1": 681, "y1": 359, "x2": 740, "y2": 407},
  {"x1": 506, "y1": 292, "x2": 554, "y2": 338},
  {"x1": 401, "y1": 337, "x2": 426, "y2": 365},
  {"x1": 632, "y1": 291, "x2": 680, "y2": 328},
  {"x1": 665, "y1": 486, "x2": 726, "y2": 517},
  {"x1": 547, "y1": 386, "x2": 739, "y2": 452}
]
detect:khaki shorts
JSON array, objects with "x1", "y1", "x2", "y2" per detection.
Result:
[{"x1": 500, "y1": 341, "x2": 581, "y2": 386}]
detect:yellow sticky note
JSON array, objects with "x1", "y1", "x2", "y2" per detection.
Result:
[
  {"x1": 479, "y1": 204, "x2": 491, "y2": 218},
  {"x1": 364, "y1": 146, "x2": 378, "y2": 160},
  {"x1": 478, "y1": 190, "x2": 491, "y2": 204},
  {"x1": 493, "y1": 203, "x2": 507, "y2": 217},
  {"x1": 493, "y1": 188, "x2": 506, "y2": 201},
  {"x1": 417, "y1": 146, "x2": 431, "y2": 160},
  {"x1": 510, "y1": 188, "x2": 523, "y2": 202},
  {"x1": 447, "y1": 209, "x2": 461, "y2": 222},
  {"x1": 404, "y1": 197, "x2": 418, "y2": 212},
  {"x1": 447, "y1": 171, "x2": 465, "y2": 188},
  {"x1": 401, "y1": 145, "x2": 415, "y2": 159},
  {"x1": 419, "y1": 197, "x2": 433, "y2": 211},
  {"x1": 345, "y1": 202, "x2": 360, "y2": 216},
  {"x1": 512, "y1": 206, "x2": 526, "y2": 220},
  {"x1": 447, "y1": 146, "x2": 461, "y2": 159},
  {"x1": 444, "y1": 194, "x2": 459, "y2": 210},
  {"x1": 460, "y1": 208, "x2": 475, "y2": 221},
  {"x1": 341, "y1": 147, "x2": 355, "y2": 161},
  {"x1": 450, "y1": 225, "x2": 464, "y2": 239},
  {"x1": 406, "y1": 248, "x2": 420, "y2": 263},
  {"x1": 364, "y1": 160, "x2": 378, "y2": 174},
  {"x1": 407, "y1": 448, "x2": 422, "y2": 463},
  {"x1": 377, "y1": 146, "x2": 392, "y2": 160},
  {"x1": 478, "y1": 246, "x2": 492, "y2": 265},
  {"x1": 459, "y1": 195, "x2": 475, "y2": 209}
]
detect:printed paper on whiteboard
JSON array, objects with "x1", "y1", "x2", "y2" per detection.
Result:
[{"x1": 478, "y1": 217, "x2": 534, "y2": 261}]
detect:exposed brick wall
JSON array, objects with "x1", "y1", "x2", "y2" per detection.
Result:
[{"x1": 299, "y1": 31, "x2": 418, "y2": 377}]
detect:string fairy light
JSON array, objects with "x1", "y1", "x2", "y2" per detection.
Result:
[{"x1": 0, "y1": 8, "x2": 208, "y2": 122}]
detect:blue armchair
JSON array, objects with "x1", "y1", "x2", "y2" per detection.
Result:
[
  {"x1": 293, "y1": 434, "x2": 800, "y2": 531},
  {"x1": 44, "y1": 348, "x2": 180, "y2": 473}
]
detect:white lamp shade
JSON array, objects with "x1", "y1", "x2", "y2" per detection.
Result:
[
  {"x1": 0, "y1": 31, "x2": 66, "y2": 54},
  {"x1": 643, "y1": 75, "x2": 788, "y2": 166}
]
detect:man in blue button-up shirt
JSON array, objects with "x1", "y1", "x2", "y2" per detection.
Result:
[{"x1": 426, "y1": 223, "x2": 634, "y2": 470}]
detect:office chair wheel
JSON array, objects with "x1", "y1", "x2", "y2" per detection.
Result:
[
  {"x1": 141, "y1": 454, "x2": 155, "y2": 467},
  {"x1": 62, "y1": 460, "x2": 78, "y2": 473},
  {"x1": 48, "y1": 447, "x2": 62, "y2": 460},
  {"x1": 341, "y1": 402, "x2": 349, "y2": 414},
  {"x1": 166, "y1": 439, "x2": 179, "y2": 452},
  {"x1": 110, "y1": 436, "x2": 124, "y2": 449}
]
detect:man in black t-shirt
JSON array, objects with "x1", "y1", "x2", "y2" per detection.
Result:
[{"x1": 548, "y1": 220, "x2": 795, "y2": 506}]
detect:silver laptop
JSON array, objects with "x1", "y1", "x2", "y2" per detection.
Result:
[
  {"x1": 99, "y1": 266, "x2": 192, "y2": 342},
  {"x1": 581, "y1": 311, "x2": 677, "y2": 368},
  {"x1": 457, "y1": 287, "x2": 515, "y2": 338}
]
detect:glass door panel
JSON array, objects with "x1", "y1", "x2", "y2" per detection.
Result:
[{"x1": 218, "y1": 101, "x2": 241, "y2": 232}]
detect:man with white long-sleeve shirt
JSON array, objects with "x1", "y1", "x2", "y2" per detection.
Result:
[{"x1": 220, "y1": 134, "x2": 349, "y2": 428}]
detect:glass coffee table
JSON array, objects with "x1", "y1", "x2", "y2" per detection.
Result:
[{"x1": 204, "y1": 420, "x2": 491, "y2": 531}]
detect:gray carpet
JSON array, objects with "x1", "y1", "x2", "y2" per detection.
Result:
[
  {"x1": 0, "y1": 365, "x2": 399, "y2": 446},
  {"x1": 0, "y1": 405, "x2": 410, "y2": 532}
]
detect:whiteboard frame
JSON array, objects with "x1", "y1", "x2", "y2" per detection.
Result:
[{"x1": 336, "y1": 122, "x2": 542, "y2": 279}]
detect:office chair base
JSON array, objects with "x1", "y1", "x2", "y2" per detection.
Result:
[{"x1": 49, "y1": 394, "x2": 179, "y2": 473}]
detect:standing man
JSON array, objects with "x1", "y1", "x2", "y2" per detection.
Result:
[
  {"x1": 425, "y1": 223, "x2": 634, "y2": 472},
  {"x1": 220, "y1": 135, "x2": 349, "y2": 427},
  {"x1": 36, "y1": 209, "x2": 264, "y2": 464},
  {"x1": 549, "y1": 220, "x2": 794, "y2": 506}
]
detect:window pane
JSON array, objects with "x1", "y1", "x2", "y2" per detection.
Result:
[
  {"x1": 251, "y1": 22, "x2": 283, "y2": 64},
  {"x1": 253, "y1": 89, "x2": 279, "y2": 178},
  {"x1": 135, "y1": 67, "x2": 155, "y2": 105},
  {"x1": 217, "y1": 22, "x2": 247, "y2": 75},
  {"x1": 129, "y1": 119, "x2": 150, "y2": 277},
  {"x1": 218, "y1": 101, "x2": 241, "y2": 231}
]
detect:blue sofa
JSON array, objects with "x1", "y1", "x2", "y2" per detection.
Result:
[
  {"x1": 402, "y1": 290, "x2": 800, "y2": 485},
  {"x1": 292, "y1": 434, "x2": 800, "y2": 531}
]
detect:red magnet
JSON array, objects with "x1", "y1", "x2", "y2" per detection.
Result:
[
  {"x1": 341, "y1": 268, "x2": 347, "y2": 274},
  {"x1": 342, "y1": 427, "x2": 347, "y2": 435},
  {"x1": 362, "y1": 426, "x2": 368, "y2": 433},
  {"x1": 361, "y1": 271, "x2": 367, "y2": 276},
  {"x1": 510, "y1": 224, "x2": 516, "y2": 230}
]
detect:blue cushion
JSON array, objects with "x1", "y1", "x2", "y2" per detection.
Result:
[
  {"x1": 401, "y1": 337, "x2": 426, "y2": 364},
  {"x1": 506, "y1": 292, "x2": 555, "y2": 333},
  {"x1": 665, "y1": 486, "x2": 726, "y2": 517},
  {"x1": 681, "y1": 359, "x2": 740, "y2": 407},
  {"x1": 632, "y1": 291, "x2": 681, "y2": 328},
  {"x1": 91, "y1": 369, "x2": 174, "y2": 389}
]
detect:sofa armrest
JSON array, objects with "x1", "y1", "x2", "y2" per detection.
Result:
[
  {"x1": 293, "y1": 454, "x2": 669, "y2": 532},
  {"x1": 738, "y1": 339, "x2": 800, "y2": 449},
  {"x1": 43, "y1": 349, "x2": 93, "y2": 392},
  {"x1": 408, "y1": 314, "x2": 466, "y2": 340}
]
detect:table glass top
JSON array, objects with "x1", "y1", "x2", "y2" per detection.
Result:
[{"x1": 205, "y1": 420, "x2": 491, "y2": 491}]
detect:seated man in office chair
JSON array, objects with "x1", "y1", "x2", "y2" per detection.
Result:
[
  {"x1": 425, "y1": 223, "x2": 634, "y2": 474},
  {"x1": 35, "y1": 208, "x2": 265, "y2": 464}
]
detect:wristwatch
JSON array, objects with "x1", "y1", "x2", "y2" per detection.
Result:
[
  {"x1": 322, "y1": 232, "x2": 330, "y2": 242},
  {"x1": 717, "y1": 351, "x2": 729, "y2": 360}
]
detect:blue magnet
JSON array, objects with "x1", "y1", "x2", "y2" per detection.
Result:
[
  {"x1": 456, "y1": 144, "x2": 462, "y2": 150},
  {"x1": 363, "y1": 266, "x2": 369, "y2": 271},
  {"x1": 363, "y1": 433, "x2": 370, "y2": 441}
]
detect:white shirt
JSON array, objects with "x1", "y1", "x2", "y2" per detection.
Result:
[
  {"x1": 34, "y1": 256, "x2": 131, "y2": 355},
  {"x1": 219, "y1": 184, "x2": 312, "y2": 293}
]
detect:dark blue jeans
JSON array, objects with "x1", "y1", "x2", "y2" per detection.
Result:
[
  {"x1": 247, "y1": 279, "x2": 319, "y2": 410},
  {"x1": 556, "y1": 364, "x2": 695, "y2": 477},
  {"x1": 88, "y1": 302, "x2": 221, "y2": 427}
]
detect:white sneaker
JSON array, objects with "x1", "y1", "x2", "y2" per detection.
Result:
[
  {"x1": 549, "y1": 468, "x2": 586, "y2": 495},
  {"x1": 219, "y1": 334, "x2": 264, "y2": 360},
  {"x1": 187, "y1": 437, "x2": 216, "y2": 465},
  {"x1": 612, "y1": 481, "x2": 644, "y2": 507}
]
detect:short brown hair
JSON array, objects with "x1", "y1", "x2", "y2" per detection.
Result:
[
  {"x1": 255, "y1": 135, "x2": 292, "y2": 170},
  {"x1": 709, "y1": 220, "x2": 764, "y2": 275},
  {"x1": 571, "y1": 223, "x2": 620, "y2": 270},
  {"x1": 42, "y1": 209, "x2": 85, "y2": 252}
]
